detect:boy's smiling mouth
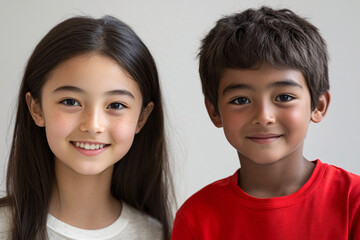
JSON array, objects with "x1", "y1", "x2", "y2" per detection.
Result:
[
  {"x1": 70, "y1": 141, "x2": 110, "y2": 150},
  {"x1": 246, "y1": 133, "x2": 283, "y2": 144}
]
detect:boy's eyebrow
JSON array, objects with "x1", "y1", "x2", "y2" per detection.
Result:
[
  {"x1": 53, "y1": 86, "x2": 135, "y2": 99},
  {"x1": 268, "y1": 80, "x2": 303, "y2": 89},
  {"x1": 221, "y1": 79, "x2": 303, "y2": 95},
  {"x1": 222, "y1": 84, "x2": 253, "y2": 96}
]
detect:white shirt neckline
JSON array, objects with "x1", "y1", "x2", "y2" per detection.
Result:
[{"x1": 46, "y1": 202, "x2": 130, "y2": 240}]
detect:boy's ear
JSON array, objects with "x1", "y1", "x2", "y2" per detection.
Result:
[
  {"x1": 205, "y1": 98, "x2": 222, "y2": 128},
  {"x1": 136, "y1": 102, "x2": 154, "y2": 134},
  {"x1": 25, "y1": 92, "x2": 45, "y2": 127},
  {"x1": 311, "y1": 91, "x2": 331, "y2": 123}
]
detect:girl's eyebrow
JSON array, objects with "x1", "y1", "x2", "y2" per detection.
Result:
[
  {"x1": 106, "y1": 89, "x2": 135, "y2": 99},
  {"x1": 53, "y1": 86, "x2": 135, "y2": 99},
  {"x1": 53, "y1": 86, "x2": 84, "y2": 94}
]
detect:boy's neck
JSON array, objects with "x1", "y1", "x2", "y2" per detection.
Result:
[
  {"x1": 49, "y1": 160, "x2": 121, "y2": 230},
  {"x1": 238, "y1": 155, "x2": 316, "y2": 199}
]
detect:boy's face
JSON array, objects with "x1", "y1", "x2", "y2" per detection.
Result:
[{"x1": 206, "y1": 64, "x2": 328, "y2": 165}]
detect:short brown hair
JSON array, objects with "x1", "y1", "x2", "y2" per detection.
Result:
[{"x1": 199, "y1": 6, "x2": 329, "y2": 111}]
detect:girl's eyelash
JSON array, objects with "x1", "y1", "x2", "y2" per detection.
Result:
[
  {"x1": 59, "y1": 100, "x2": 127, "y2": 110},
  {"x1": 275, "y1": 94, "x2": 295, "y2": 102},
  {"x1": 231, "y1": 97, "x2": 251, "y2": 105},
  {"x1": 60, "y1": 99, "x2": 80, "y2": 106},
  {"x1": 107, "y1": 102, "x2": 126, "y2": 110}
]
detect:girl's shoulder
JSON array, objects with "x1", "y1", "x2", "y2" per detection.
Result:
[
  {"x1": 122, "y1": 202, "x2": 164, "y2": 239},
  {"x1": 0, "y1": 205, "x2": 11, "y2": 239}
]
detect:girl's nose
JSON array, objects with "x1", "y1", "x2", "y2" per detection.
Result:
[
  {"x1": 251, "y1": 101, "x2": 276, "y2": 126},
  {"x1": 79, "y1": 108, "x2": 105, "y2": 134}
]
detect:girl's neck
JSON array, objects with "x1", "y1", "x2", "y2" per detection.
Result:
[
  {"x1": 49, "y1": 160, "x2": 121, "y2": 230},
  {"x1": 238, "y1": 154, "x2": 315, "y2": 199}
]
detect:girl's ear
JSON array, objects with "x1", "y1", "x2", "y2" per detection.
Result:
[
  {"x1": 136, "y1": 102, "x2": 154, "y2": 133},
  {"x1": 205, "y1": 98, "x2": 222, "y2": 128},
  {"x1": 311, "y1": 90, "x2": 331, "y2": 123},
  {"x1": 25, "y1": 92, "x2": 45, "y2": 127}
]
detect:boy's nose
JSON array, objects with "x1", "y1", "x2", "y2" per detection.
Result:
[
  {"x1": 79, "y1": 108, "x2": 105, "y2": 134},
  {"x1": 251, "y1": 102, "x2": 276, "y2": 126}
]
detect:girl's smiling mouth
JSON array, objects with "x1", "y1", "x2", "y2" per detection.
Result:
[{"x1": 71, "y1": 141, "x2": 110, "y2": 150}]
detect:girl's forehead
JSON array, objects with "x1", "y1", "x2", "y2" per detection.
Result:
[{"x1": 43, "y1": 54, "x2": 141, "y2": 97}]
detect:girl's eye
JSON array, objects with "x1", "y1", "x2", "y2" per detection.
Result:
[
  {"x1": 231, "y1": 97, "x2": 250, "y2": 105},
  {"x1": 275, "y1": 94, "x2": 294, "y2": 102},
  {"x1": 107, "y1": 102, "x2": 125, "y2": 110},
  {"x1": 61, "y1": 99, "x2": 80, "y2": 106}
]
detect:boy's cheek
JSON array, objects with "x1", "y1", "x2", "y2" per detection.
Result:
[
  {"x1": 221, "y1": 114, "x2": 245, "y2": 131},
  {"x1": 280, "y1": 106, "x2": 311, "y2": 125}
]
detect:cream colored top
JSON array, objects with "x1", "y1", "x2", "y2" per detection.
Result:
[{"x1": 0, "y1": 202, "x2": 163, "y2": 240}]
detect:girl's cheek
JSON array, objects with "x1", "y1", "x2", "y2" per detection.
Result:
[
  {"x1": 45, "y1": 111, "x2": 76, "y2": 135},
  {"x1": 111, "y1": 118, "x2": 139, "y2": 139}
]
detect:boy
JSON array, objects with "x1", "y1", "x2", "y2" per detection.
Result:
[{"x1": 171, "y1": 7, "x2": 360, "y2": 240}]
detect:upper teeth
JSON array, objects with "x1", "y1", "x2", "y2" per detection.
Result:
[{"x1": 74, "y1": 142, "x2": 106, "y2": 150}]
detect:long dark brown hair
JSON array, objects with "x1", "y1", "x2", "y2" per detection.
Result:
[{"x1": 0, "y1": 16, "x2": 174, "y2": 239}]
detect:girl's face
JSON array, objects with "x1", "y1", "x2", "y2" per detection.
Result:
[{"x1": 26, "y1": 54, "x2": 153, "y2": 176}]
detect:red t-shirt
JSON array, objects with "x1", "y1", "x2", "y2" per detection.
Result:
[{"x1": 171, "y1": 160, "x2": 360, "y2": 240}]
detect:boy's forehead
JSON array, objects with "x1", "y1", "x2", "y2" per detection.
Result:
[{"x1": 220, "y1": 63, "x2": 305, "y2": 81}]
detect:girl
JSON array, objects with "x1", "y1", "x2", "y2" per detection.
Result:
[{"x1": 0, "y1": 16, "x2": 174, "y2": 240}]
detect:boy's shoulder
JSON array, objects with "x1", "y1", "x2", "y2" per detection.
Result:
[
  {"x1": 177, "y1": 171, "x2": 237, "y2": 216},
  {"x1": 322, "y1": 162, "x2": 360, "y2": 199},
  {"x1": 323, "y1": 161, "x2": 360, "y2": 186}
]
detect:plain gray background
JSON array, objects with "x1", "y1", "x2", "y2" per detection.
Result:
[{"x1": 1, "y1": 0, "x2": 359, "y2": 207}]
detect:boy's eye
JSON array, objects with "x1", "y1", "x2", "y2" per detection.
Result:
[
  {"x1": 275, "y1": 94, "x2": 294, "y2": 102},
  {"x1": 231, "y1": 97, "x2": 250, "y2": 105},
  {"x1": 61, "y1": 99, "x2": 80, "y2": 106},
  {"x1": 107, "y1": 102, "x2": 125, "y2": 110}
]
